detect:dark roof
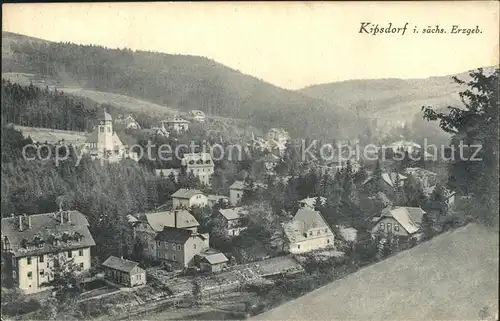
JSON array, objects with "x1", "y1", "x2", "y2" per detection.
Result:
[
  {"x1": 154, "y1": 226, "x2": 194, "y2": 243},
  {"x1": 1, "y1": 211, "x2": 96, "y2": 258},
  {"x1": 102, "y1": 256, "x2": 142, "y2": 273}
]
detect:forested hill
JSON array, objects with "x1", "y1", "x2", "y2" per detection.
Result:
[
  {"x1": 2, "y1": 31, "x2": 360, "y2": 140},
  {"x1": 299, "y1": 67, "x2": 497, "y2": 122}
]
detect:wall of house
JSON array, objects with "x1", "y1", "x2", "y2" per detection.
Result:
[
  {"x1": 130, "y1": 267, "x2": 146, "y2": 287},
  {"x1": 188, "y1": 195, "x2": 208, "y2": 208},
  {"x1": 134, "y1": 223, "x2": 157, "y2": 258},
  {"x1": 16, "y1": 247, "x2": 91, "y2": 294},
  {"x1": 288, "y1": 227, "x2": 334, "y2": 254},
  {"x1": 187, "y1": 166, "x2": 214, "y2": 186},
  {"x1": 226, "y1": 219, "x2": 247, "y2": 237},
  {"x1": 156, "y1": 240, "x2": 185, "y2": 265},
  {"x1": 229, "y1": 189, "x2": 243, "y2": 206},
  {"x1": 370, "y1": 217, "x2": 409, "y2": 237},
  {"x1": 183, "y1": 236, "x2": 210, "y2": 267}
]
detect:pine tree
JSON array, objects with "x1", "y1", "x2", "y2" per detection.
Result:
[{"x1": 422, "y1": 68, "x2": 499, "y2": 228}]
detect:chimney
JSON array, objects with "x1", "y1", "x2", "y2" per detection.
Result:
[
  {"x1": 28, "y1": 215, "x2": 32, "y2": 229},
  {"x1": 67, "y1": 211, "x2": 71, "y2": 223},
  {"x1": 18, "y1": 216, "x2": 23, "y2": 232},
  {"x1": 174, "y1": 210, "x2": 178, "y2": 228},
  {"x1": 60, "y1": 211, "x2": 64, "y2": 224}
]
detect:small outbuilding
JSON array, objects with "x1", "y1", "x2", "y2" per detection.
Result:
[
  {"x1": 195, "y1": 249, "x2": 229, "y2": 273},
  {"x1": 102, "y1": 256, "x2": 146, "y2": 287}
]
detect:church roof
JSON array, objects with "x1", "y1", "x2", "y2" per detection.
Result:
[{"x1": 99, "y1": 109, "x2": 113, "y2": 122}]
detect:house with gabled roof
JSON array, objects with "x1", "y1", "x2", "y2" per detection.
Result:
[
  {"x1": 194, "y1": 248, "x2": 229, "y2": 273},
  {"x1": 282, "y1": 208, "x2": 335, "y2": 254},
  {"x1": 154, "y1": 226, "x2": 209, "y2": 267},
  {"x1": 216, "y1": 207, "x2": 249, "y2": 237},
  {"x1": 171, "y1": 188, "x2": 208, "y2": 209},
  {"x1": 1, "y1": 211, "x2": 95, "y2": 294},
  {"x1": 132, "y1": 210, "x2": 199, "y2": 259},
  {"x1": 370, "y1": 206, "x2": 426, "y2": 240},
  {"x1": 102, "y1": 256, "x2": 146, "y2": 287}
]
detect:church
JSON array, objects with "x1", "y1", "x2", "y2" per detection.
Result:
[{"x1": 84, "y1": 109, "x2": 139, "y2": 163}]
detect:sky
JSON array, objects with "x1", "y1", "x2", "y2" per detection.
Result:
[{"x1": 2, "y1": 2, "x2": 499, "y2": 90}]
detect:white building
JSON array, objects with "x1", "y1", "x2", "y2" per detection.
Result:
[
  {"x1": 84, "y1": 109, "x2": 139, "y2": 163},
  {"x1": 171, "y1": 189, "x2": 208, "y2": 209},
  {"x1": 181, "y1": 153, "x2": 214, "y2": 186},
  {"x1": 1, "y1": 211, "x2": 95, "y2": 294},
  {"x1": 282, "y1": 208, "x2": 335, "y2": 254},
  {"x1": 160, "y1": 116, "x2": 190, "y2": 133},
  {"x1": 189, "y1": 110, "x2": 206, "y2": 123}
]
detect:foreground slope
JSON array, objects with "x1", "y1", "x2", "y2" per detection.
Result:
[
  {"x1": 2, "y1": 31, "x2": 358, "y2": 139},
  {"x1": 252, "y1": 223, "x2": 499, "y2": 320}
]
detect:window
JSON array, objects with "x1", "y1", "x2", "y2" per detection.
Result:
[
  {"x1": 27, "y1": 257, "x2": 32, "y2": 265},
  {"x1": 394, "y1": 224, "x2": 399, "y2": 232},
  {"x1": 387, "y1": 223, "x2": 392, "y2": 232},
  {"x1": 177, "y1": 244, "x2": 181, "y2": 251},
  {"x1": 13, "y1": 271, "x2": 16, "y2": 279},
  {"x1": 107, "y1": 127, "x2": 111, "y2": 133},
  {"x1": 100, "y1": 127, "x2": 104, "y2": 133},
  {"x1": 39, "y1": 255, "x2": 44, "y2": 263},
  {"x1": 12, "y1": 257, "x2": 16, "y2": 267},
  {"x1": 324, "y1": 229, "x2": 328, "y2": 233},
  {"x1": 46, "y1": 262, "x2": 50, "y2": 268},
  {"x1": 309, "y1": 231, "x2": 313, "y2": 236},
  {"x1": 68, "y1": 250, "x2": 72, "y2": 258},
  {"x1": 79, "y1": 249, "x2": 83, "y2": 256},
  {"x1": 380, "y1": 223, "x2": 385, "y2": 230},
  {"x1": 157, "y1": 241, "x2": 161, "y2": 247},
  {"x1": 297, "y1": 245, "x2": 301, "y2": 249},
  {"x1": 137, "y1": 274, "x2": 141, "y2": 280},
  {"x1": 40, "y1": 269, "x2": 44, "y2": 276},
  {"x1": 80, "y1": 263, "x2": 84, "y2": 269},
  {"x1": 173, "y1": 254, "x2": 176, "y2": 261},
  {"x1": 27, "y1": 272, "x2": 33, "y2": 280},
  {"x1": 327, "y1": 239, "x2": 330, "y2": 244},
  {"x1": 193, "y1": 244, "x2": 197, "y2": 249}
]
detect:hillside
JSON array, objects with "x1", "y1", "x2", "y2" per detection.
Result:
[
  {"x1": 1, "y1": 31, "x2": 359, "y2": 140},
  {"x1": 252, "y1": 223, "x2": 499, "y2": 320},
  {"x1": 300, "y1": 68, "x2": 497, "y2": 122}
]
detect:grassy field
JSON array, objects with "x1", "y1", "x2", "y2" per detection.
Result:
[
  {"x1": 252, "y1": 223, "x2": 499, "y2": 320},
  {"x1": 12, "y1": 125, "x2": 88, "y2": 145}
]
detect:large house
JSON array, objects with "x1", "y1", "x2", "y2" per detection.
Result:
[
  {"x1": 216, "y1": 207, "x2": 249, "y2": 237},
  {"x1": 370, "y1": 206, "x2": 426, "y2": 240},
  {"x1": 189, "y1": 110, "x2": 206, "y2": 123},
  {"x1": 181, "y1": 153, "x2": 214, "y2": 186},
  {"x1": 132, "y1": 210, "x2": 199, "y2": 259},
  {"x1": 160, "y1": 116, "x2": 190, "y2": 133},
  {"x1": 171, "y1": 189, "x2": 208, "y2": 209},
  {"x1": 102, "y1": 256, "x2": 146, "y2": 288},
  {"x1": 1, "y1": 211, "x2": 95, "y2": 294},
  {"x1": 84, "y1": 109, "x2": 139, "y2": 163},
  {"x1": 154, "y1": 227, "x2": 210, "y2": 267},
  {"x1": 282, "y1": 208, "x2": 335, "y2": 254}
]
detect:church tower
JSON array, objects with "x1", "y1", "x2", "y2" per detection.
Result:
[{"x1": 97, "y1": 108, "x2": 114, "y2": 158}]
